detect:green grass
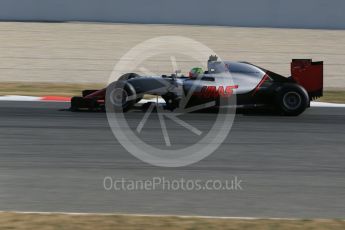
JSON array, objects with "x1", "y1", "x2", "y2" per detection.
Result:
[
  {"x1": 0, "y1": 213, "x2": 344, "y2": 230},
  {"x1": 317, "y1": 91, "x2": 345, "y2": 103},
  {"x1": 0, "y1": 82, "x2": 105, "y2": 97}
]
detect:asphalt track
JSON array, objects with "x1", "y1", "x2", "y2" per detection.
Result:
[{"x1": 0, "y1": 101, "x2": 344, "y2": 219}]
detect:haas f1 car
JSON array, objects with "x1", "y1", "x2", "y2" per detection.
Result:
[{"x1": 71, "y1": 56, "x2": 323, "y2": 116}]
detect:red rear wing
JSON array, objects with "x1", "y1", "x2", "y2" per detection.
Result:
[{"x1": 291, "y1": 59, "x2": 323, "y2": 99}]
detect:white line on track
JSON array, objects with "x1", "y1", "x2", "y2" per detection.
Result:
[
  {"x1": 1, "y1": 211, "x2": 344, "y2": 221},
  {"x1": 0, "y1": 95, "x2": 42, "y2": 101},
  {"x1": 310, "y1": 101, "x2": 345, "y2": 107},
  {"x1": 0, "y1": 211, "x2": 308, "y2": 221}
]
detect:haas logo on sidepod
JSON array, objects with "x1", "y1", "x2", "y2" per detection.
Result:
[{"x1": 197, "y1": 85, "x2": 238, "y2": 98}]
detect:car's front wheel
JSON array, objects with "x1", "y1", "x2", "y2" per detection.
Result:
[
  {"x1": 275, "y1": 84, "x2": 309, "y2": 116},
  {"x1": 106, "y1": 81, "x2": 137, "y2": 112}
]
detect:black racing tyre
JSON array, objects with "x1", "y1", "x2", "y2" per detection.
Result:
[
  {"x1": 118, "y1": 73, "x2": 143, "y2": 103},
  {"x1": 275, "y1": 84, "x2": 309, "y2": 116},
  {"x1": 106, "y1": 81, "x2": 137, "y2": 112},
  {"x1": 109, "y1": 73, "x2": 143, "y2": 110},
  {"x1": 118, "y1": 73, "x2": 141, "y2": 81}
]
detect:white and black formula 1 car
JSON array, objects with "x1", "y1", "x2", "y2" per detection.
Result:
[{"x1": 71, "y1": 56, "x2": 323, "y2": 116}]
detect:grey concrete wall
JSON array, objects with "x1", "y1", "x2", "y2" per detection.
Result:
[{"x1": 0, "y1": 0, "x2": 344, "y2": 29}]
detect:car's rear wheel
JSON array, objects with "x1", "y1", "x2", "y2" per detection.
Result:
[{"x1": 275, "y1": 84, "x2": 309, "y2": 116}]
